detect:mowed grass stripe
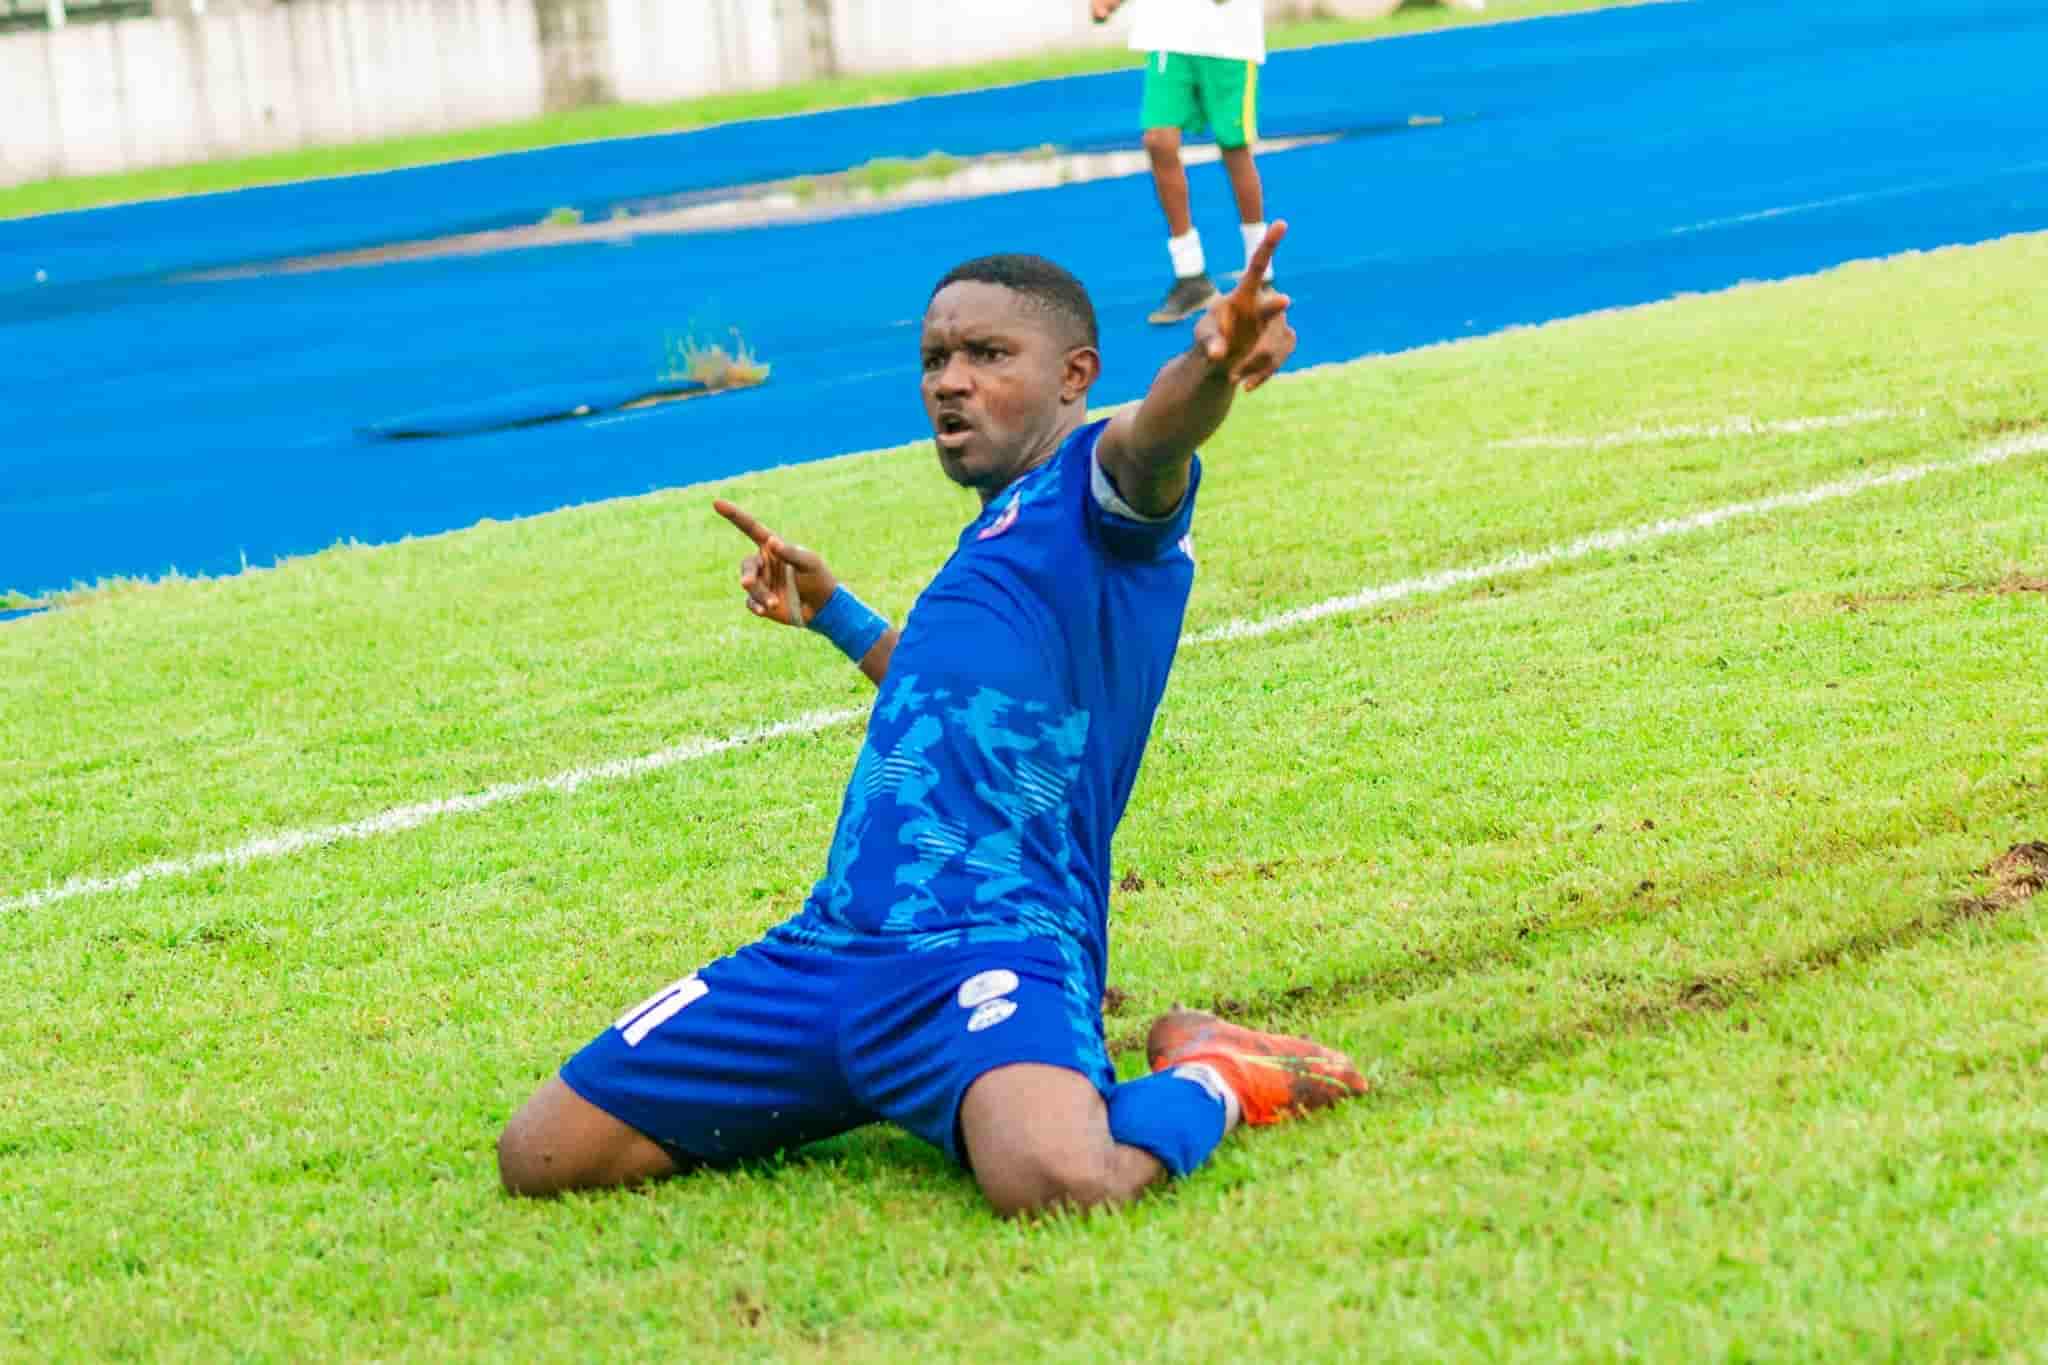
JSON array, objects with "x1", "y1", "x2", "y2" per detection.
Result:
[
  {"x1": 8, "y1": 425, "x2": 2040, "y2": 918},
  {"x1": 4, "y1": 236, "x2": 2041, "y2": 893},
  {"x1": 3, "y1": 376, "x2": 2042, "y2": 1359},
  {"x1": 1187, "y1": 428, "x2": 2043, "y2": 644}
]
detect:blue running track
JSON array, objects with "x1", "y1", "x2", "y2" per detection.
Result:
[{"x1": 2, "y1": 0, "x2": 2043, "y2": 596}]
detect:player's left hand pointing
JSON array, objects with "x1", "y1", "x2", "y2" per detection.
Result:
[
  {"x1": 714, "y1": 499, "x2": 840, "y2": 627},
  {"x1": 1194, "y1": 219, "x2": 1295, "y2": 393}
]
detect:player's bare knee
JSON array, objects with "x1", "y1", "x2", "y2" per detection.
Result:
[
  {"x1": 1142, "y1": 127, "x2": 1182, "y2": 158},
  {"x1": 496, "y1": 1086, "x2": 589, "y2": 1197},
  {"x1": 496, "y1": 1110, "x2": 555, "y2": 1197},
  {"x1": 978, "y1": 1144, "x2": 1119, "y2": 1217}
]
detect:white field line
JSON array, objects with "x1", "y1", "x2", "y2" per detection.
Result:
[
  {"x1": 1494, "y1": 409, "x2": 1906, "y2": 450},
  {"x1": 6, "y1": 430, "x2": 2042, "y2": 917},
  {"x1": 1, "y1": 707, "x2": 862, "y2": 916},
  {"x1": 1187, "y1": 430, "x2": 2047, "y2": 645}
]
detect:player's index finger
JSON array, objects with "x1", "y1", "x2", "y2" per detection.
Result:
[
  {"x1": 713, "y1": 498, "x2": 775, "y2": 547},
  {"x1": 1235, "y1": 219, "x2": 1289, "y2": 299},
  {"x1": 782, "y1": 562, "x2": 801, "y2": 626}
]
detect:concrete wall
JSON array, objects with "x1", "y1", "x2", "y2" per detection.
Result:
[
  {"x1": 2, "y1": 0, "x2": 543, "y2": 184},
  {"x1": 601, "y1": 0, "x2": 792, "y2": 106},
  {"x1": 0, "y1": 0, "x2": 1352, "y2": 188},
  {"x1": 832, "y1": 0, "x2": 1107, "y2": 75}
]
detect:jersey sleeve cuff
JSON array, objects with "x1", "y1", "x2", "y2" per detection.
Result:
[{"x1": 1091, "y1": 449, "x2": 1184, "y2": 524}]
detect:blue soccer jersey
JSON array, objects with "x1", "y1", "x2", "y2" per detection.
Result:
[
  {"x1": 771, "y1": 419, "x2": 1200, "y2": 995},
  {"x1": 562, "y1": 419, "x2": 1209, "y2": 1167}
]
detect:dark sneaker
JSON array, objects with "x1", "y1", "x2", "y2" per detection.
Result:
[
  {"x1": 1147, "y1": 275, "x2": 1220, "y2": 325},
  {"x1": 1146, "y1": 1008, "x2": 1368, "y2": 1126}
]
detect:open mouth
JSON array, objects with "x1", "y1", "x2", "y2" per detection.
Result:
[{"x1": 934, "y1": 412, "x2": 975, "y2": 449}]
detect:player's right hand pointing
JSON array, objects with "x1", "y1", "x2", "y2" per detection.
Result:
[
  {"x1": 713, "y1": 499, "x2": 840, "y2": 628},
  {"x1": 1195, "y1": 219, "x2": 1296, "y2": 392}
]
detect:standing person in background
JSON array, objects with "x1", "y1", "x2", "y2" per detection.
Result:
[{"x1": 1093, "y1": 0, "x2": 1274, "y2": 324}]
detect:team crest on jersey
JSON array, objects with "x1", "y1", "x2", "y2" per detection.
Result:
[{"x1": 977, "y1": 491, "x2": 1022, "y2": 541}]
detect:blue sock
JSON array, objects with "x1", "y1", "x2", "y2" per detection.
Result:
[{"x1": 1105, "y1": 1070, "x2": 1229, "y2": 1178}]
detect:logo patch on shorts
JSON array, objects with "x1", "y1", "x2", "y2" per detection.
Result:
[
  {"x1": 957, "y1": 969, "x2": 1020, "y2": 1010},
  {"x1": 966, "y1": 998, "x2": 1018, "y2": 1033}
]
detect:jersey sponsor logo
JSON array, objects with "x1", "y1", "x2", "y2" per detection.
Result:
[
  {"x1": 615, "y1": 975, "x2": 708, "y2": 1047},
  {"x1": 957, "y1": 968, "x2": 1021, "y2": 1009},
  {"x1": 976, "y1": 491, "x2": 1021, "y2": 541},
  {"x1": 966, "y1": 998, "x2": 1018, "y2": 1033}
]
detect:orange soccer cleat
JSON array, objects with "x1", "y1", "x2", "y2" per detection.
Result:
[{"x1": 1146, "y1": 1008, "x2": 1369, "y2": 1126}]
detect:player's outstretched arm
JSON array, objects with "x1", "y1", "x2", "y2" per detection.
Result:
[
  {"x1": 713, "y1": 499, "x2": 899, "y2": 687},
  {"x1": 1095, "y1": 221, "x2": 1296, "y2": 518}
]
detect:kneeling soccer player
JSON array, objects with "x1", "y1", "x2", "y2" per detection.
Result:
[{"x1": 498, "y1": 223, "x2": 1367, "y2": 1216}]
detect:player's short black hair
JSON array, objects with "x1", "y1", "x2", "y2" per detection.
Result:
[{"x1": 929, "y1": 254, "x2": 1099, "y2": 351}]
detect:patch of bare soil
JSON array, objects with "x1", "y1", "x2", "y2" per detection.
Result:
[
  {"x1": 1837, "y1": 571, "x2": 2047, "y2": 612},
  {"x1": 1955, "y1": 840, "x2": 2048, "y2": 917},
  {"x1": 1967, "y1": 415, "x2": 2046, "y2": 439},
  {"x1": 1677, "y1": 977, "x2": 1733, "y2": 1012}
]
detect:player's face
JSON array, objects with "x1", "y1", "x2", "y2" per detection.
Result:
[{"x1": 921, "y1": 283, "x2": 1079, "y2": 499}]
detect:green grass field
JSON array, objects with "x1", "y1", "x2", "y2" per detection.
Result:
[
  {"x1": 0, "y1": 0, "x2": 1623, "y2": 220},
  {"x1": 4, "y1": 232, "x2": 2045, "y2": 1360}
]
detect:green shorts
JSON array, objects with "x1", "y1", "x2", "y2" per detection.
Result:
[{"x1": 1140, "y1": 52, "x2": 1259, "y2": 149}]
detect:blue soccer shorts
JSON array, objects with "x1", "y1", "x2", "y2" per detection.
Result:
[{"x1": 559, "y1": 934, "x2": 1115, "y2": 1166}]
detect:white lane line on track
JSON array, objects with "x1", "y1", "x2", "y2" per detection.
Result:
[
  {"x1": 6, "y1": 430, "x2": 2042, "y2": 917},
  {"x1": 1667, "y1": 160, "x2": 2048, "y2": 237},
  {"x1": 1494, "y1": 409, "x2": 1908, "y2": 450}
]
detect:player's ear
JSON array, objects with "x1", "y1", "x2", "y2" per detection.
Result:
[{"x1": 1060, "y1": 345, "x2": 1102, "y2": 403}]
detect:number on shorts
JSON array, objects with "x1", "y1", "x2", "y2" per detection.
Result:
[{"x1": 614, "y1": 974, "x2": 708, "y2": 1047}]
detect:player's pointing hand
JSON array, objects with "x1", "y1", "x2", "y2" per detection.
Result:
[
  {"x1": 1194, "y1": 219, "x2": 1296, "y2": 393},
  {"x1": 714, "y1": 498, "x2": 840, "y2": 628}
]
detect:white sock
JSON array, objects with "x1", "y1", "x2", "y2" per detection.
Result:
[
  {"x1": 1167, "y1": 229, "x2": 1205, "y2": 280},
  {"x1": 1172, "y1": 1061, "x2": 1242, "y2": 1132},
  {"x1": 1240, "y1": 220, "x2": 1271, "y2": 282}
]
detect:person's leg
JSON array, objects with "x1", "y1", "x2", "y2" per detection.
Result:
[
  {"x1": 958, "y1": 1063, "x2": 1173, "y2": 1216},
  {"x1": 1138, "y1": 51, "x2": 1218, "y2": 322},
  {"x1": 1143, "y1": 124, "x2": 1194, "y2": 239},
  {"x1": 1139, "y1": 51, "x2": 1201, "y2": 243},
  {"x1": 1220, "y1": 145, "x2": 1265, "y2": 231},
  {"x1": 496, "y1": 941, "x2": 869, "y2": 1198},
  {"x1": 499, "y1": 1076, "x2": 680, "y2": 1196},
  {"x1": 843, "y1": 943, "x2": 1239, "y2": 1215},
  {"x1": 962, "y1": 1004, "x2": 1375, "y2": 1216},
  {"x1": 1199, "y1": 57, "x2": 1272, "y2": 285}
]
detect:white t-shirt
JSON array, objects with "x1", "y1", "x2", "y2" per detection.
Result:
[{"x1": 1126, "y1": 0, "x2": 1267, "y2": 64}]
